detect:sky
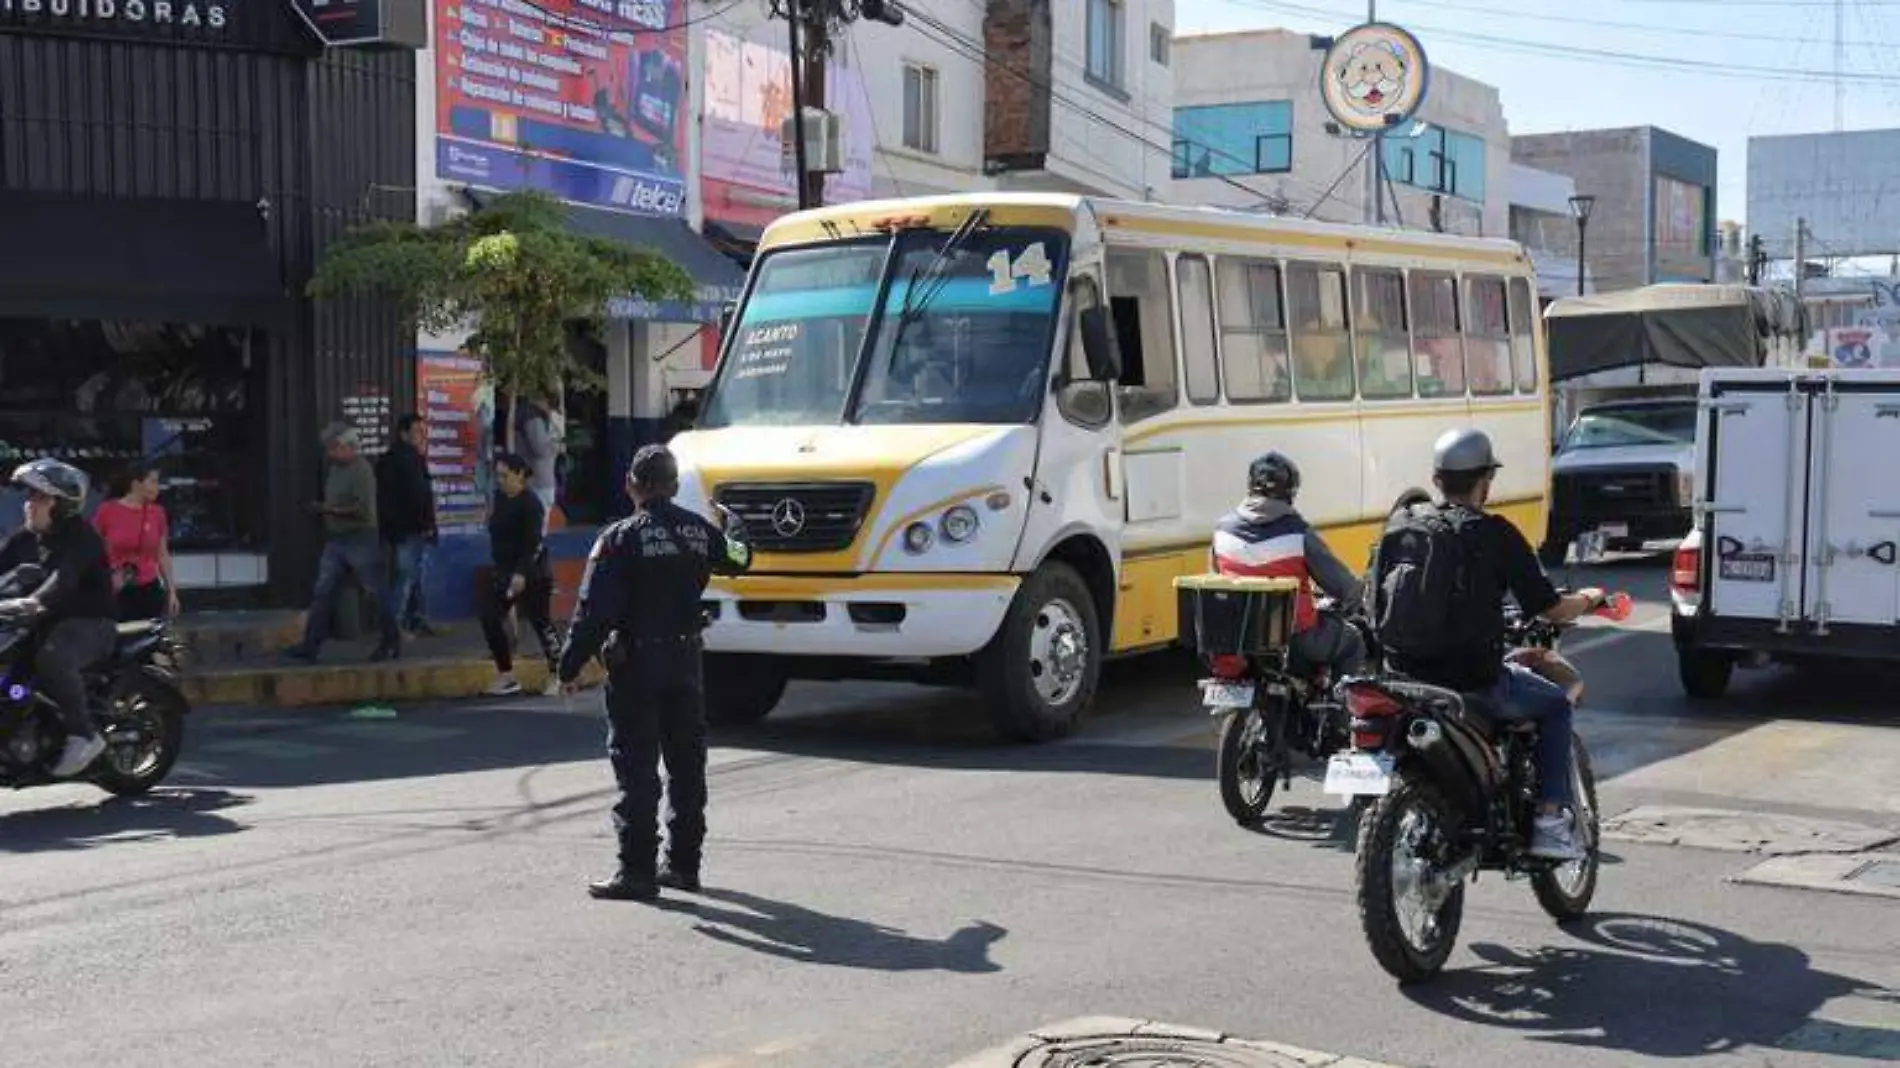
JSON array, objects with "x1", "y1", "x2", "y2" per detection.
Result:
[{"x1": 1176, "y1": 0, "x2": 1900, "y2": 228}]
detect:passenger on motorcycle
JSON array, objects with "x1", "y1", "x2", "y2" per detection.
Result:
[
  {"x1": 0, "y1": 458, "x2": 119, "y2": 778},
  {"x1": 1211, "y1": 451, "x2": 1367, "y2": 684},
  {"x1": 1381, "y1": 429, "x2": 1605, "y2": 860}
]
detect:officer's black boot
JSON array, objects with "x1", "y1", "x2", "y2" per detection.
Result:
[
  {"x1": 656, "y1": 863, "x2": 701, "y2": 893},
  {"x1": 588, "y1": 869, "x2": 659, "y2": 902}
]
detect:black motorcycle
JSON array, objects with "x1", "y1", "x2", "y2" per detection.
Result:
[
  {"x1": 1324, "y1": 590, "x2": 1630, "y2": 984},
  {"x1": 1177, "y1": 577, "x2": 1380, "y2": 824},
  {"x1": 0, "y1": 565, "x2": 191, "y2": 796}
]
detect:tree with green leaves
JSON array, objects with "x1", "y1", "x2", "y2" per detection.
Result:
[{"x1": 309, "y1": 189, "x2": 695, "y2": 450}]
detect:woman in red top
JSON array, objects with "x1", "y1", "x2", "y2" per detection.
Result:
[{"x1": 92, "y1": 464, "x2": 179, "y2": 621}]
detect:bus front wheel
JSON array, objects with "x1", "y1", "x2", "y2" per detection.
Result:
[
  {"x1": 977, "y1": 562, "x2": 1102, "y2": 743},
  {"x1": 704, "y1": 655, "x2": 789, "y2": 727}
]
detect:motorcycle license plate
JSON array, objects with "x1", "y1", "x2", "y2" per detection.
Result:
[
  {"x1": 1323, "y1": 752, "x2": 1396, "y2": 797},
  {"x1": 1201, "y1": 681, "x2": 1255, "y2": 710}
]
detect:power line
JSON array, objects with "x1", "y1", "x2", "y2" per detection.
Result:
[
  {"x1": 1353, "y1": 0, "x2": 1885, "y2": 46},
  {"x1": 1225, "y1": 0, "x2": 1900, "y2": 84}
]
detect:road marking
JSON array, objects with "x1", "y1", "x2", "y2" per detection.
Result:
[{"x1": 1564, "y1": 615, "x2": 1671, "y2": 656}]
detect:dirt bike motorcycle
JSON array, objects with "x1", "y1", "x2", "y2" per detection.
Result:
[
  {"x1": 0, "y1": 564, "x2": 192, "y2": 796},
  {"x1": 1323, "y1": 590, "x2": 1632, "y2": 984},
  {"x1": 1194, "y1": 593, "x2": 1379, "y2": 825}
]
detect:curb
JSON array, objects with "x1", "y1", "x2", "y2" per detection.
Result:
[{"x1": 179, "y1": 656, "x2": 607, "y2": 708}]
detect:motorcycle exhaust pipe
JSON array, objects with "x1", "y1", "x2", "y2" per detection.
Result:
[{"x1": 1407, "y1": 718, "x2": 1443, "y2": 750}]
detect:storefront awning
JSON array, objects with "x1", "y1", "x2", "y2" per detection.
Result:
[
  {"x1": 462, "y1": 190, "x2": 745, "y2": 324},
  {"x1": 0, "y1": 193, "x2": 288, "y2": 328}
]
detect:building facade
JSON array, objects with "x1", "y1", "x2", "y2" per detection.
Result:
[
  {"x1": 1168, "y1": 28, "x2": 1510, "y2": 238},
  {"x1": 1512, "y1": 126, "x2": 1717, "y2": 293},
  {"x1": 0, "y1": 3, "x2": 421, "y2": 608},
  {"x1": 1509, "y1": 163, "x2": 1591, "y2": 300},
  {"x1": 984, "y1": 0, "x2": 1177, "y2": 201}
]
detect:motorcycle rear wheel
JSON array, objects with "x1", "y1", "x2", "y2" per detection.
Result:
[
  {"x1": 1355, "y1": 770, "x2": 1465, "y2": 984},
  {"x1": 1531, "y1": 733, "x2": 1601, "y2": 922},
  {"x1": 1217, "y1": 704, "x2": 1283, "y2": 825}
]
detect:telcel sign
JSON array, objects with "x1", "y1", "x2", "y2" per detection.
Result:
[{"x1": 1319, "y1": 22, "x2": 1429, "y2": 134}]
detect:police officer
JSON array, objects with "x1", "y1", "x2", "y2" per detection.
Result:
[{"x1": 556, "y1": 444, "x2": 753, "y2": 901}]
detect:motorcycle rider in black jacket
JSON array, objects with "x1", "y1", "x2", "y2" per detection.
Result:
[{"x1": 0, "y1": 459, "x2": 120, "y2": 777}]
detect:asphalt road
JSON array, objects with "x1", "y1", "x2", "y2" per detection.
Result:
[{"x1": 4, "y1": 556, "x2": 1898, "y2": 1068}]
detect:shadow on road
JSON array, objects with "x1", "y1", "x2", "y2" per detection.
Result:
[
  {"x1": 1404, "y1": 912, "x2": 1900, "y2": 1060},
  {"x1": 656, "y1": 887, "x2": 1007, "y2": 973},
  {"x1": 0, "y1": 787, "x2": 252, "y2": 853}
]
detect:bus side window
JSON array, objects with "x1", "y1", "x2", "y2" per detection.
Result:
[
  {"x1": 1107, "y1": 248, "x2": 1180, "y2": 423},
  {"x1": 1464, "y1": 275, "x2": 1512, "y2": 395},
  {"x1": 1287, "y1": 262, "x2": 1355, "y2": 401},
  {"x1": 1175, "y1": 254, "x2": 1221, "y2": 405},
  {"x1": 1058, "y1": 276, "x2": 1113, "y2": 427},
  {"x1": 1215, "y1": 258, "x2": 1291, "y2": 403},
  {"x1": 1409, "y1": 271, "x2": 1466, "y2": 397},
  {"x1": 1508, "y1": 277, "x2": 1539, "y2": 393},
  {"x1": 1354, "y1": 267, "x2": 1413, "y2": 399}
]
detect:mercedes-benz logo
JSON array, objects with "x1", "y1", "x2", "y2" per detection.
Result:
[{"x1": 770, "y1": 498, "x2": 807, "y2": 537}]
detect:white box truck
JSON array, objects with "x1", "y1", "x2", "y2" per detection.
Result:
[{"x1": 1669, "y1": 367, "x2": 1900, "y2": 697}]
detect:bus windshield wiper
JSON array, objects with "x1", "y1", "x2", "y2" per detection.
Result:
[{"x1": 888, "y1": 208, "x2": 990, "y2": 357}]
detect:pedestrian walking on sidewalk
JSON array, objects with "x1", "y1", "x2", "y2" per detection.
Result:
[
  {"x1": 284, "y1": 425, "x2": 402, "y2": 663},
  {"x1": 377, "y1": 413, "x2": 439, "y2": 639},
  {"x1": 480, "y1": 453, "x2": 559, "y2": 696},
  {"x1": 557, "y1": 444, "x2": 752, "y2": 902}
]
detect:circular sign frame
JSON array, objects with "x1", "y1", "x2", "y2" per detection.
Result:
[{"x1": 1320, "y1": 22, "x2": 1430, "y2": 135}]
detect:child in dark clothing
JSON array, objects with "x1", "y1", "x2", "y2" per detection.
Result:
[{"x1": 482, "y1": 453, "x2": 561, "y2": 696}]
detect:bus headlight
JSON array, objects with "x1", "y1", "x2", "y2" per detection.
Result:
[
  {"x1": 941, "y1": 504, "x2": 980, "y2": 543},
  {"x1": 903, "y1": 522, "x2": 935, "y2": 554}
]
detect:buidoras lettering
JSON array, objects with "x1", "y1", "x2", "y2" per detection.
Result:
[{"x1": 2, "y1": 0, "x2": 229, "y2": 28}]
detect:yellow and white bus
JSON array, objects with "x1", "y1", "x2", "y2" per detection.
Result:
[{"x1": 670, "y1": 193, "x2": 1551, "y2": 740}]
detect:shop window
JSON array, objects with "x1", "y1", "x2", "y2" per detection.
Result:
[
  {"x1": 0, "y1": 319, "x2": 260, "y2": 550},
  {"x1": 1508, "y1": 277, "x2": 1539, "y2": 393},
  {"x1": 1107, "y1": 248, "x2": 1178, "y2": 423},
  {"x1": 1215, "y1": 258, "x2": 1292, "y2": 403},
  {"x1": 1409, "y1": 271, "x2": 1466, "y2": 397},
  {"x1": 1287, "y1": 263, "x2": 1354, "y2": 402},
  {"x1": 1354, "y1": 268, "x2": 1413, "y2": 399},
  {"x1": 1175, "y1": 254, "x2": 1220, "y2": 404},
  {"x1": 1464, "y1": 275, "x2": 1513, "y2": 395}
]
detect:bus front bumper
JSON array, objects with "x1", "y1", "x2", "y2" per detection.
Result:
[{"x1": 702, "y1": 573, "x2": 1022, "y2": 659}]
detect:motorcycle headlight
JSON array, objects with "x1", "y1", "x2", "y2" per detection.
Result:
[{"x1": 940, "y1": 504, "x2": 980, "y2": 543}]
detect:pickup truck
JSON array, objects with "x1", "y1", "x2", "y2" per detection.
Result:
[
  {"x1": 1670, "y1": 368, "x2": 1900, "y2": 698},
  {"x1": 1544, "y1": 397, "x2": 1698, "y2": 565}
]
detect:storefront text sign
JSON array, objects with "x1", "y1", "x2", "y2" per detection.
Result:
[
  {"x1": 0, "y1": 0, "x2": 229, "y2": 33},
  {"x1": 417, "y1": 350, "x2": 492, "y2": 534}
]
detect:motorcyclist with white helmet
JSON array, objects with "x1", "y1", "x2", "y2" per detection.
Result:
[{"x1": 0, "y1": 459, "x2": 119, "y2": 777}]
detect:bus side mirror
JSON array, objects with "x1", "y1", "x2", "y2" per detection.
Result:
[{"x1": 1078, "y1": 306, "x2": 1122, "y2": 382}]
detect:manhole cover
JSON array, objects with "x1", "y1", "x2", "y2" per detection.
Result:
[
  {"x1": 1033, "y1": 1036, "x2": 1320, "y2": 1068},
  {"x1": 1849, "y1": 859, "x2": 1900, "y2": 889}
]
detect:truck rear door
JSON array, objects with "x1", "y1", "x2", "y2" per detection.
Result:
[
  {"x1": 1802, "y1": 374, "x2": 1900, "y2": 630},
  {"x1": 1701, "y1": 374, "x2": 1807, "y2": 626}
]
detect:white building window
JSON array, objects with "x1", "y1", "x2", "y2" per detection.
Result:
[
  {"x1": 902, "y1": 63, "x2": 939, "y2": 154},
  {"x1": 1086, "y1": 0, "x2": 1125, "y2": 89},
  {"x1": 1149, "y1": 23, "x2": 1170, "y2": 66}
]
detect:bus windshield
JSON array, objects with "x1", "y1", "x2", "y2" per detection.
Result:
[{"x1": 698, "y1": 226, "x2": 1071, "y2": 429}]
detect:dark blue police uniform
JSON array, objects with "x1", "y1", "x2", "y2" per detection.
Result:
[{"x1": 557, "y1": 492, "x2": 752, "y2": 899}]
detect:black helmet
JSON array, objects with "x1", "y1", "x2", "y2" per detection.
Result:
[
  {"x1": 1432, "y1": 428, "x2": 1501, "y2": 474},
  {"x1": 1247, "y1": 451, "x2": 1301, "y2": 501},
  {"x1": 12, "y1": 458, "x2": 88, "y2": 518}
]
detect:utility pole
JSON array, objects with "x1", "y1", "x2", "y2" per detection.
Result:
[
  {"x1": 1748, "y1": 234, "x2": 1766, "y2": 286},
  {"x1": 1794, "y1": 218, "x2": 1809, "y2": 303},
  {"x1": 782, "y1": 1, "x2": 903, "y2": 211},
  {"x1": 1835, "y1": 0, "x2": 1845, "y2": 131},
  {"x1": 1364, "y1": 0, "x2": 1382, "y2": 226},
  {"x1": 786, "y1": 0, "x2": 814, "y2": 210}
]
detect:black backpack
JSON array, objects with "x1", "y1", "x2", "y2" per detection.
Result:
[{"x1": 1369, "y1": 502, "x2": 1487, "y2": 661}]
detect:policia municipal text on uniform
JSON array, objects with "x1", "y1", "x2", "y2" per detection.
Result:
[{"x1": 555, "y1": 445, "x2": 753, "y2": 902}]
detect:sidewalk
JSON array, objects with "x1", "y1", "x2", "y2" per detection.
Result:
[{"x1": 173, "y1": 610, "x2": 602, "y2": 708}]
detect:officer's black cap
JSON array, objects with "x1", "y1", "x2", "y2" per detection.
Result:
[{"x1": 629, "y1": 444, "x2": 679, "y2": 489}]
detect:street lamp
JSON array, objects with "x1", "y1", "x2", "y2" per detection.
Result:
[{"x1": 1569, "y1": 194, "x2": 1597, "y2": 296}]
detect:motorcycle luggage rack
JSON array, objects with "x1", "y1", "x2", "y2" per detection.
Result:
[{"x1": 1173, "y1": 574, "x2": 1299, "y2": 658}]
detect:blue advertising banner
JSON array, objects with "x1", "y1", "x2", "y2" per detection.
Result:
[{"x1": 433, "y1": 0, "x2": 687, "y2": 216}]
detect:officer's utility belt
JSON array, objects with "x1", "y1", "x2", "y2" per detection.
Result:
[{"x1": 601, "y1": 631, "x2": 699, "y2": 670}]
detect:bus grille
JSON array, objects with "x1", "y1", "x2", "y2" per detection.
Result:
[{"x1": 713, "y1": 482, "x2": 877, "y2": 553}]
